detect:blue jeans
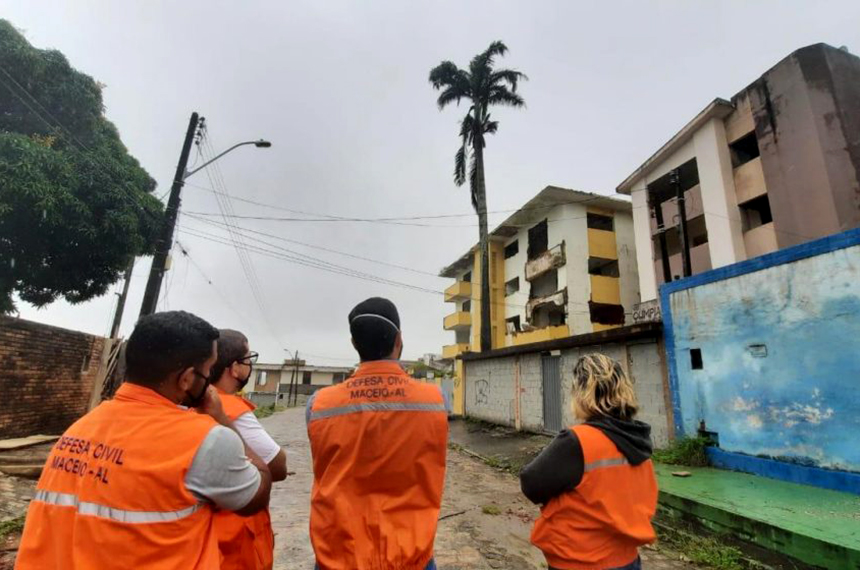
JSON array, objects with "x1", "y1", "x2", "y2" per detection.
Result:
[{"x1": 315, "y1": 561, "x2": 435, "y2": 570}]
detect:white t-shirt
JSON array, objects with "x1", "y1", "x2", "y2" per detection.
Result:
[
  {"x1": 233, "y1": 411, "x2": 283, "y2": 464},
  {"x1": 185, "y1": 425, "x2": 261, "y2": 511}
]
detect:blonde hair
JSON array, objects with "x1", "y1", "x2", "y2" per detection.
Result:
[{"x1": 572, "y1": 353, "x2": 638, "y2": 421}]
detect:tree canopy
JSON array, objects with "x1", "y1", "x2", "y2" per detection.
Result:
[{"x1": 0, "y1": 20, "x2": 162, "y2": 314}]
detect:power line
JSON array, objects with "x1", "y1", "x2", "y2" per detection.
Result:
[
  {"x1": 177, "y1": 223, "x2": 611, "y2": 316},
  {"x1": 184, "y1": 213, "x2": 444, "y2": 278}
]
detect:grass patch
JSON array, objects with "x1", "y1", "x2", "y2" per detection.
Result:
[
  {"x1": 656, "y1": 521, "x2": 748, "y2": 570},
  {"x1": 0, "y1": 516, "x2": 25, "y2": 540},
  {"x1": 653, "y1": 436, "x2": 711, "y2": 467},
  {"x1": 253, "y1": 404, "x2": 286, "y2": 419},
  {"x1": 481, "y1": 504, "x2": 501, "y2": 516}
]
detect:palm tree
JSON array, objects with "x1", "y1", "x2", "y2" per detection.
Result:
[{"x1": 429, "y1": 41, "x2": 526, "y2": 352}]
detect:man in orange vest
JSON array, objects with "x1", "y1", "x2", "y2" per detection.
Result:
[
  {"x1": 15, "y1": 311, "x2": 273, "y2": 570},
  {"x1": 211, "y1": 329, "x2": 287, "y2": 569},
  {"x1": 306, "y1": 297, "x2": 448, "y2": 570}
]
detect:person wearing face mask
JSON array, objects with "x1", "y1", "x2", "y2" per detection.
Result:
[
  {"x1": 210, "y1": 329, "x2": 287, "y2": 570},
  {"x1": 306, "y1": 297, "x2": 449, "y2": 570},
  {"x1": 15, "y1": 311, "x2": 273, "y2": 570}
]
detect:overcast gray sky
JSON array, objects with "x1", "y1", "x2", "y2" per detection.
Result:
[{"x1": 7, "y1": 0, "x2": 860, "y2": 365}]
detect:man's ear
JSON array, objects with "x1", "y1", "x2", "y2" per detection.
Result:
[
  {"x1": 394, "y1": 332, "x2": 403, "y2": 359},
  {"x1": 176, "y1": 367, "x2": 196, "y2": 391}
]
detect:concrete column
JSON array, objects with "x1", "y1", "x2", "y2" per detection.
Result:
[
  {"x1": 693, "y1": 118, "x2": 747, "y2": 267},
  {"x1": 631, "y1": 185, "x2": 658, "y2": 301}
]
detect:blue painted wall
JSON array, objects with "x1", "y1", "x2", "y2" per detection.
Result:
[{"x1": 663, "y1": 229, "x2": 860, "y2": 473}]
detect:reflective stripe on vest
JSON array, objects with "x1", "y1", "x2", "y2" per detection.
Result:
[
  {"x1": 33, "y1": 489, "x2": 202, "y2": 524},
  {"x1": 308, "y1": 401, "x2": 447, "y2": 422},
  {"x1": 583, "y1": 457, "x2": 629, "y2": 472}
]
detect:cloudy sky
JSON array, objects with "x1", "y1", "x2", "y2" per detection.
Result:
[{"x1": 6, "y1": 1, "x2": 860, "y2": 365}]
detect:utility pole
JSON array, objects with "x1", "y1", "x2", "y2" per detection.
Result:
[
  {"x1": 109, "y1": 259, "x2": 135, "y2": 338},
  {"x1": 139, "y1": 112, "x2": 200, "y2": 317},
  {"x1": 671, "y1": 168, "x2": 692, "y2": 278}
]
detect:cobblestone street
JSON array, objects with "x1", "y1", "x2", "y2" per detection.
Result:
[{"x1": 261, "y1": 406, "x2": 691, "y2": 570}]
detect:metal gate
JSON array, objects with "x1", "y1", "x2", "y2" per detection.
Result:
[
  {"x1": 441, "y1": 379, "x2": 454, "y2": 415},
  {"x1": 541, "y1": 354, "x2": 563, "y2": 432}
]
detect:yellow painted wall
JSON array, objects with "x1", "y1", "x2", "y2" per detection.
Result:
[
  {"x1": 470, "y1": 242, "x2": 506, "y2": 350},
  {"x1": 590, "y1": 275, "x2": 621, "y2": 305},
  {"x1": 453, "y1": 359, "x2": 465, "y2": 415},
  {"x1": 443, "y1": 311, "x2": 471, "y2": 330},
  {"x1": 508, "y1": 324, "x2": 570, "y2": 346},
  {"x1": 587, "y1": 228, "x2": 617, "y2": 260}
]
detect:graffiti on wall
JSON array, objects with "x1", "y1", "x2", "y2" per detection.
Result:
[{"x1": 475, "y1": 379, "x2": 489, "y2": 405}]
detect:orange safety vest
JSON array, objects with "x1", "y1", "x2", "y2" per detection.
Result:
[
  {"x1": 214, "y1": 389, "x2": 275, "y2": 570},
  {"x1": 307, "y1": 361, "x2": 448, "y2": 570},
  {"x1": 15, "y1": 382, "x2": 220, "y2": 570},
  {"x1": 531, "y1": 425, "x2": 658, "y2": 570}
]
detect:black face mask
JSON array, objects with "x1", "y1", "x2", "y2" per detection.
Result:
[
  {"x1": 182, "y1": 370, "x2": 210, "y2": 408},
  {"x1": 236, "y1": 365, "x2": 252, "y2": 391}
]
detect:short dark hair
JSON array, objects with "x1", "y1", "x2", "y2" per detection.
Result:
[
  {"x1": 349, "y1": 297, "x2": 400, "y2": 361},
  {"x1": 211, "y1": 329, "x2": 249, "y2": 382},
  {"x1": 126, "y1": 311, "x2": 220, "y2": 385}
]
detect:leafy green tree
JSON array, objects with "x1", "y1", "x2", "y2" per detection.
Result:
[
  {"x1": 0, "y1": 20, "x2": 162, "y2": 314},
  {"x1": 429, "y1": 41, "x2": 526, "y2": 351}
]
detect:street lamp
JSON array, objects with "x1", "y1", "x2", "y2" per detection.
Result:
[
  {"x1": 138, "y1": 112, "x2": 272, "y2": 317},
  {"x1": 184, "y1": 139, "x2": 272, "y2": 179}
]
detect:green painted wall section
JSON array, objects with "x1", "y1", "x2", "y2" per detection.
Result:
[{"x1": 656, "y1": 464, "x2": 860, "y2": 568}]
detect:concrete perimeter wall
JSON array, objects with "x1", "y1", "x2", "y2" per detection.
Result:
[{"x1": 463, "y1": 326, "x2": 672, "y2": 448}]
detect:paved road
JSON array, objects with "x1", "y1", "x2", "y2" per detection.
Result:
[{"x1": 261, "y1": 406, "x2": 691, "y2": 570}]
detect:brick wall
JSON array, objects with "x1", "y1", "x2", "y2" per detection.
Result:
[
  {"x1": 463, "y1": 338, "x2": 672, "y2": 447},
  {"x1": 0, "y1": 316, "x2": 105, "y2": 438}
]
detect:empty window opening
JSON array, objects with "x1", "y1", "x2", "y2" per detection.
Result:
[
  {"x1": 527, "y1": 219, "x2": 549, "y2": 259},
  {"x1": 587, "y1": 213, "x2": 614, "y2": 232},
  {"x1": 333, "y1": 373, "x2": 347, "y2": 384},
  {"x1": 530, "y1": 269, "x2": 558, "y2": 299},
  {"x1": 505, "y1": 277, "x2": 520, "y2": 296},
  {"x1": 729, "y1": 132, "x2": 760, "y2": 168},
  {"x1": 589, "y1": 302, "x2": 625, "y2": 326},
  {"x1": 462, "y1": 271, "x2": 471, "y2": 283},
  {"x1": 302, "y1": 371, "x2": 312, "y2": 385},
  {"x1": 740, "y1": 195, "x2": 773, "y2": 231},
  {"x1": 504, "y1": 240, "x2": 519, "y2": 259},
  {"x1": 455, "y1": 329, "x2": 470, "y2": 344},
  {"x1": 257, "y1": 370, "x2": 268, "y2": 386},
  {"x1": 690, "y1": 348, "x2": 703, "y2": 370},
  {"x1": 462, "y1": 300, "x2": 471, "y2": 313},
  {"x1": 532, "y1": 304, "x2": 566, "y2": 328},
  {"x1": 81, "y1": 353, "x2": 92, "y2": 372},
  {"x1": 506, "y1": 315, "x2": 521, "y2": 333},
  {"x1": 588, "y1": 257, "x2": 620, "y2": 277}
]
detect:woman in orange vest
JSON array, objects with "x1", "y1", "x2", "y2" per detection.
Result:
[
  {"x1": 211, "y1": 329, "x2": 288, "y2": 570},
  {"x1": 520, "y1": 353, "x2": 657, "y2": 570}
]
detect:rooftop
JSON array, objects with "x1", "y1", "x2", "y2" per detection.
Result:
[{"x1": 440, "y1": 185, "x2": 631, "y2": 277}]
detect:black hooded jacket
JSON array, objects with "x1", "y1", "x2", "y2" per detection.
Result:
[{"x1": 519, "y1": 417, "x2": 653, "y2": 505}]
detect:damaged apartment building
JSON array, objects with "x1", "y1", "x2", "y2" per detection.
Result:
[
  {"x1": 439, "y1": 186, "x2": 641, "y2": 412},
  {"x1": 618, "y1": 43, "x2": 860, "y2": 301}
]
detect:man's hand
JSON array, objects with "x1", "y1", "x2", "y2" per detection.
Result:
[{"x1": 197, "y1": 386, "x2": 229, "y2": 425}]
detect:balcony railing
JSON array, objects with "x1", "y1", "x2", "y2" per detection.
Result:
[
  {"x1": 444, "y1": 281, "x2": 472, "y2": 302},
  {"x1": 443, "y1": 311, "x2": 472, "y2": 331},
  {"x1": 525, "y1": 243, "x2": 566, "y2": 282},
  {"x1": 442, "y1": 343, "x2": 470, "y2": 358}
]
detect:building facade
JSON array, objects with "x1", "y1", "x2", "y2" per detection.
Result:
[
  {"x1": 247, "y1": 361, "x2": 353, "y2": 395},
  {"x1": 440, "y1": 186, "x2": 641, "y2": 414},
  {"x1": 618, "y1": 43, "x2": 860, "y2": 301}
]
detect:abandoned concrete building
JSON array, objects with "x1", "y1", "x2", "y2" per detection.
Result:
[{"x1": 618, "y1": 43, "x2": 860, "y2": 301}]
